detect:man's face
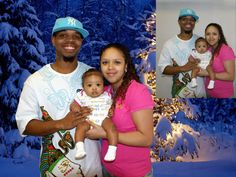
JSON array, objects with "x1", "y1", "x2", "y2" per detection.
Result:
[
  {"x1": 52, "y1": 30, "x2": 83, "y2": 62},
  {"x1": 178, "y1": 16, "x2": 196, "y2": 33}
]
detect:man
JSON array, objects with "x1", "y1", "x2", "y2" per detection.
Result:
[
  {"x1": 16, "y1": 17, "x2": 102, "y2": 177},
  {"x1": 158, "y1": 8, "x2": 206, "y2": 98}
]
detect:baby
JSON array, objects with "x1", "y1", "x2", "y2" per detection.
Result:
[
  {"x1": 70, "y1": 68, "x2": 117, "y2": 161},
  {"x1": 190, "y1": 37, "x2": 215, "y2": 89}
]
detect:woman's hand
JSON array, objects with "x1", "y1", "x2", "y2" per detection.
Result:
[
  {"x1": 197, "y1": 69, "x2": 209, "y2": 77},
  {"x1": 86, "y1": 120, "x2": 107, "y2": 139}
]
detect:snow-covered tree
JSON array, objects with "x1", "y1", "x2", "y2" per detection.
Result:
[
  {"x1": 189, "y1": 98, "x2": 236, "y2": 134},
  {"x1": 151, "y1": 98, "x2": 236, "y2": 162},
  {"x1": 0, "y1": 127, "x2": 40, "y2": 158},
  {"x1": 134, "y1": 7, "x2": 156, "y2": 102},
  {"x1": 151, "y1": 98, "x2": 200, "y2": 161},
  {"x1": 0, "y1": 0, "x2": 47, "y2": 127}
]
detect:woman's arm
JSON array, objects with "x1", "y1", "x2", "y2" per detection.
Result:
[
  {"x1": 215, "y1": 60, "x2": 235, "y2": 81},
  {"x1": 118, "y1": 109, "x2": 153, "y2": 146},
  {"x1": 86, "y1": 109, "x2": 154, "y2": 147},
  {"x1": 197, "y1": 60, "x2": 235, "y2": 80}
]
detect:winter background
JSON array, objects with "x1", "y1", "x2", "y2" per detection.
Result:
[{"x1": 0, "y1": 0, "x2": 236, "y2": 177}]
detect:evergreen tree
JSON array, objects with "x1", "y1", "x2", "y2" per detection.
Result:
[
  {"x1": 0, "y1": 0, "x2": 47, "y2": 128},
  {"x1": 151, "y1": 98, "x2": 236, "y2": 161},
  {"x1": 151, "y1": 98, "x2": 200, "y2": 161},
  {"x1": 189, "y1": 98, "x2": 236, "y2": 134}
]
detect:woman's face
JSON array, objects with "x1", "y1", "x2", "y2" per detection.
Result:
[
  {"x1": 205, "y1": 25, "x2": 220, "y2": 48},
  {"x1": 100, "y1": 47, "x2": 127, "y2": 90}
]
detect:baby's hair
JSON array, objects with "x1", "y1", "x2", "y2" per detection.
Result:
[
  {"x1": 82, "y1": 68, "x2": 104, "y2": 87},
  {"x1": 195, "y1": 37, "x2": 207, "y2": 48}
]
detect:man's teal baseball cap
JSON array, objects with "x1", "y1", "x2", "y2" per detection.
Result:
[
  {"x1": 52, "y1": 17, "x2": 89, "y2": 38},
  {"x1": 178, "y1": 8, "x2": 199, "y2": 21}
]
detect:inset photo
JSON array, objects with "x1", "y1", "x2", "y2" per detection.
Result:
[{"x1": 156, "y1": 0, "x2": 236, "y2": 98}]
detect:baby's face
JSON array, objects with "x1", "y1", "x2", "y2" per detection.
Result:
[
  {"x1": 196, "y1": 41, "x2": 208, "y2": 54},
  {"x1": 83, "y1": 75, "x2": 104, "y2": 98}
]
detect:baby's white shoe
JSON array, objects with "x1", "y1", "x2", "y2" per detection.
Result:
[
  {"x1": 75, "y1": 142, "x2": 86, "y2": 160},
  {"x1": 191, "y1": 78, "x2": 197, "y2": 88},
  {"x1": 104, "y1": 145, "x2": 117, "y2": 161},
  {"x1": 207, "y1": 80, "x2": 215, "y2": 89}
]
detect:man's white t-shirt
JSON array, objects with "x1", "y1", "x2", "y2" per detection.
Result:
[{"x1": 16, "y1": 62, "x2": 102, "y2": 177}]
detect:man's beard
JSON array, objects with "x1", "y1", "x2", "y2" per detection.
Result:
[
  {"x1": 184, "y1": 29, "x2": 193, "y2": 34},
  {"x1": 62, "y1": 55, "x2": 75, "y2": 62}
]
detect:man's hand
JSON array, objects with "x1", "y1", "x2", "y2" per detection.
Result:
[
  {"x1": 181, "y1": 55, "x2": 199, "y2": 72},
  {"x1": 189, "y1": 55, "x2": 201, "y2": 64},
  {"x1": 58, "y1": 106, "x2": 91, "y2": 130},
  {"x1": 70, "y1": 101, "x2": 81, "y2": 112}
]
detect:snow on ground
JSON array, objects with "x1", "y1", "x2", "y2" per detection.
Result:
[
  {"x1": 0, "y1": 150, "x2": 40, "y2": 177},
  {"x1": 153, "y1": 132, "x2": 236, "y2": 177},
  {"x1": 1, "y1": 154, "x2": 236, "y2": 177},
  {"x1": 0, "y1": 133, "x2": 236, "y2": 177},
  {"x1": 184, "y1": 131, "x2": 236, "y2": 162},
  {"x1": 153, "y1": 159, "x2": 236, "y2": 177}
]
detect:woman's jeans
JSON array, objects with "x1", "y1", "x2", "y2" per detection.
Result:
[{"x1": 102, "y1": 166, "x2": 153, "y2": 177}]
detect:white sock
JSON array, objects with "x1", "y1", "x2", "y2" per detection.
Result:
[
  {"x1": 104, "y1": 145, "x2": 117, "y2": 161},
  {"x1": 207, "y1": 80, "x2": 215, "y2": 89},
  {"x1": 75, "y1": 142, "x2": 86, "y2": 160},
  {"x1": 191, "y1": 78, "x2": 197, "y2": 88}
]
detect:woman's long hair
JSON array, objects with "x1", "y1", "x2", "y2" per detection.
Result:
[
  {"x1": 205, "y1": 23, "x2": 228, "y2": 58},
  {"x1": 100, "y1": 43, "x2": 140, "y2": 112}
]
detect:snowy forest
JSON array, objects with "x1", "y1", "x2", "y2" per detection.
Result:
[{"x1": 1, "y1": 0, "x2": 236, "y2": 177}]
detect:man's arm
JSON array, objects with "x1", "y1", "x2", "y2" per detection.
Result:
[
  {"x1": 23, "y1": 108, "x2": 90, "y2": 136},
  {"x1": 163, "y1": 55, "x2": 199, "y2": 75},
  {"x1": 16, "y1": 81, "x2": 90, "y2": 137}
]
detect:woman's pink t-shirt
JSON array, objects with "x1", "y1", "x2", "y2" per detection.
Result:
[
  {"x1": 102, "y1": 80, "x2": 154, "y2": 177},
  {"x1": 205, "y1": 44, "x2": 236, "y2": 98}
]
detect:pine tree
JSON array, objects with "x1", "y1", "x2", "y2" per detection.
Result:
[
  {"x1": 0, "y1": 0, "x2": 47, "y2": 127},
  {"x1": 151, "y1": 98, "x2": 200, "y2": 161},
  {"x1": 151, "y1": 98, "x2": 236, "y2": 161},
  {"x1": 189, "y1": 98, "x2": 236, "y2": 134}
]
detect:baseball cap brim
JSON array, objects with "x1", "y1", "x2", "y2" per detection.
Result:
[{"x1": 52, "y1": 17, "x2": 89, "y2": 38}]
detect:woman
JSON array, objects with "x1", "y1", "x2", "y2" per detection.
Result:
[
  {"x1": 199, "y1": 23, "x2": 235, "y2": 98},
  {"x1": 87, "y1": 43, "x2": 154, "y2": 177}
]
